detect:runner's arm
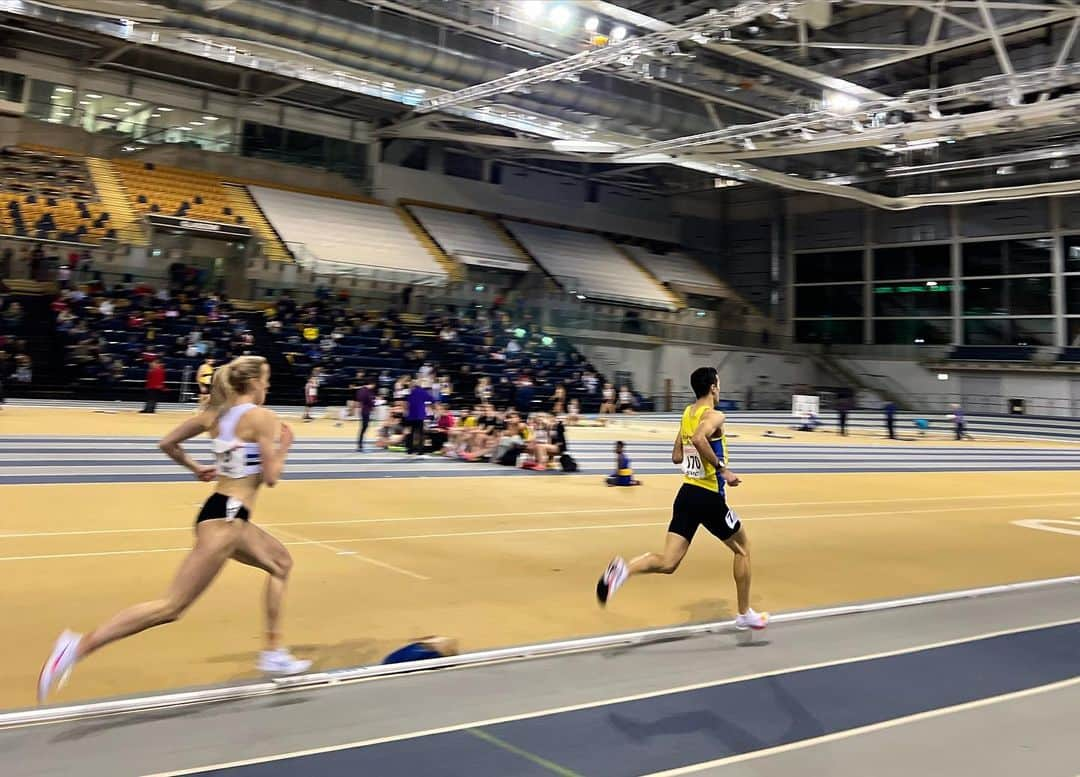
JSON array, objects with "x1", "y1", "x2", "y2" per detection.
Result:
[
  {"x1": 159, "y1": 414, "x2": 215, "y2": 480},
  {"x1": 255, "y1": 409, "x2": 292, "y2": 487},
  {"x1": 690, "y1": 410, "x2": 725, "y2": 470},
  {"x1": 671, "y1": 427, "x2": 684, "y2": 464}
]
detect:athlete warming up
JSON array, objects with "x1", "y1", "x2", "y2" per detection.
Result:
[
  {"x1": 595, "y1": 366, "x2": 768, "y2": 631},
  {"x1": 38, "y1": 355, "x2": 310, "y2": 703}
]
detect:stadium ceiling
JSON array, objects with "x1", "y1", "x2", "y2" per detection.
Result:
[{"x1": 4, "y1": 0, "x2": 1080, "y2": 206}]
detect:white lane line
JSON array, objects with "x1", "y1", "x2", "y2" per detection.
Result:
[
  {"x1": 142, "y1": 617, "x2": 1080, "y2": 777},
  {"x1": 4, "y1": 491, "x2": 1080, "y2": 539},
  {"x1": 272, "y1": 527, "x2": 430, "y2": 582},
  {"x1": 4, "y1": 501, "x2": 1080, "y2": 560},
  {"x1": 639, "y1": 677, "x2": 1080, "y2": 776}
]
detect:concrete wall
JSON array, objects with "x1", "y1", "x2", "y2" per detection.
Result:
[
  {"x1": 842, "y1": 357, "x2": 1080, "y2": 416},
  {"x1": 576, "y1": 340, "x2": 816, "y2": 408},
  {"x1": 373, "y1": 164, "x2": 678, "y2": 243}
]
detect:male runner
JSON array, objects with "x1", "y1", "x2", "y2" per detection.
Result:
[{"x1": 595, "y1": 366, "x2": 767, "y2": 630}]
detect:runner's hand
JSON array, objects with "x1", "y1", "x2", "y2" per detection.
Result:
[
  {"x1": 723, "y1": 469, "x2": 741, "y2": 487},
  {"x1": 193, "y1": 463, "x2": 217, "y2": 482}
]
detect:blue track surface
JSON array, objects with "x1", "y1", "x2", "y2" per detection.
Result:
[
  {"x1": 195, "y1": 622, "x2": 1079, "y2": 777},
  {"x1": 0, "y1": 437, "x2": 1078, "y2": 485}
]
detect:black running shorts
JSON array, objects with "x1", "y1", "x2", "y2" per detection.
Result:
[
  {"x1": 196, "y1": 492, "x2": 250, "y2": 524},
  {"x1": 668, "y1": 483, "x2": 741, "y2": 542}
]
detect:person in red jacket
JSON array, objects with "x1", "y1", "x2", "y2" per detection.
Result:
[{"x1": 140, "y1": 358, "x2": 166, "y2": 414}]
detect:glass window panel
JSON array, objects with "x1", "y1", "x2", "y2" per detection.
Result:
[
  {"x1": 964, "y1": 318, "x2": 1054, "y2": 345},
  {"x1": 962, "y1": 279, "x2": 1006, "y2": 316},
  {"x1": 0, "y1": 70, "x2": 26, "y2": 103},
  {"x1": 1066, "y1": 276, "x2": 1080, "y2": 315},
  {"x1": 795, "y1": 319, "x2": 863, "y2": 344},
  {"x1": 1065, "y1": 235, "x2": 1080, "y2": 273},
  {"x1": 795, "y1": 284, "x2": 864, "y2": 317},
  {"x1": 1007, "y1": 238, "x2": 1053, "y2": 275},
  {"x1": 962, "y1": 241, "x2": 1005, "y2": 276},
  {"x1": 1069, "y1": 317, "x2": 1080, "y2": 346},
  {"x1": 1008, "y1": 277, "x2": 1053, "y2": 315},
  {"x1": 872, "y1": 280, "x2": 952, "y2": 317},
  {"x1": 874, "y1": 319, "x2": 952, "y2": 345},
  {"x1": 795, "y1": 250, "x2": 863, "y2": 283},
  {"x1": 873, "y1": 244, "x2": 951, "y2": 280}
]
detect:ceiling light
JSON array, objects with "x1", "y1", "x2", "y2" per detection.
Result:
[
  {"x1": 1050, "y1": 158, "x2": 1070, "y2": 170},
  {"x1": 995, "y1": 165, "x2": 1015, "y2": 175},
  {"x1": 549, "y1": 5, "x2": 572, "y2": 28},
  {"x1": 824, "y1": 91, "x2": 860, "y2": 115},
  {"x1": 926, "y1": 281, "x2": 938, "y2": 287},
  {"x1": 178, "y1": 126, "x2": 191, "y2": 131},
  {"x1": 551, "y1": 139, "x2": 621, "y2": 152},
  {"x1": 611, "y1": 25, "x2": 628, "y2": 42},
  {"x1": 409, "y1": 88, "x2": 426, "y2": 95},
  {"x1": 55, "y1": 87, "x2": 73, "y2": 94},
  {"x1": 114, "y1": 107, "x2": 128, "y2": 113},
  {"x1": 203, "y1": 116, "x2": 219, "y2": 121},
  {"x1": 125, "y1": 101, "x2": 141, "y2": 106},
  {"x1": 381, "y1": 81, "x2": 395, "y2": 88},
  {"x1": 584, "y1": 15, "x2": 599, "y2": 32},
  {"x1": 86, "y1": 93, "x2": 103, "y2": 99},
  {"x1": 100, "y1": 114, "x2": 116, "y2": 119},
  {"x1": 521, "y1": 1, "x2": 544, "y2": 20},
  {"x1": 150, "y1": 113, "x2": 161, "y2": 118},
  {"x1": 190, "y1": 121, "x2": 205, "y2": 126},
  {"x1": 158, "y1": 107, "x2": 173, "y2": 112}
]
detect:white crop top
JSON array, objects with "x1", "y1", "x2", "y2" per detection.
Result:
[{"x1": 212, "y1": 403, "x2": 263, "y2": 479}]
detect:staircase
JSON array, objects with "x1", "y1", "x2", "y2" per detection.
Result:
[
  {"x1": 224, "y1": 185, "x2": 293, "y2": 263},
  {"x1": 394, "y1": 205, "x2": 464, "y2": 283},
  {"x1": 84, "y1": 158, "x2": 147, "y2": 245},
  {"x1": 814, "y1": 351, "x2": 913, "y2": 411}
]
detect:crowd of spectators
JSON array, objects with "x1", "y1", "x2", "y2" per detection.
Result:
[
  {"x1": 0, "y1": 291, "x2": 33, "y2": 402},
  {"x1": 265, "y1": 291, "x2": 645, "y2": 416},
  {"x1": 57, "y1": 278, "x2": 256, "y2": 398}
]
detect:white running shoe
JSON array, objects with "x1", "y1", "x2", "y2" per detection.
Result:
[
  {"x1": 596, "y1": 557, "x2": 629, "y2": 606},
  {"x1": 38, "y1": 630, "x2": 82, "y2": 703},
  {"x1": 734, "y1": 608, "x2": 769, "y2": 631},
  {"x1": 257, "y1": 649, "x2": 312, "y2": 675}
]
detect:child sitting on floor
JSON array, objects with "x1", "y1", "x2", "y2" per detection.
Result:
[{"x1": 606, "y1": 441, "x2": 641, "y2": 486}]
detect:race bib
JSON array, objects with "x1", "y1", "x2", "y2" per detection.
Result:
[
  {"x1": 213, "y1": 441, "x2": 245, "y2": 478},
  {"x1": 682, "y1": 452, "x2": 704, "y2": 479}
]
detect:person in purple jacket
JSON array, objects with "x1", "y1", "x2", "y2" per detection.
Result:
[
  {"x1": 356, "y1": 379, "x2": 376, "y2": 452},
  {"x1": 405, "y1": 379, "x2": 432, "y2": 455}
]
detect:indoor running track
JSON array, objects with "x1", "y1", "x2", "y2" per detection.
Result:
[{"x1": 6, "y1": 583, "x2": 1078, "y2": 777}]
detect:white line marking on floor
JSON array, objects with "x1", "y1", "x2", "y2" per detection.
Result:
[
  {"x1": 638, "y1": 677, "x2": 1080, "y2": 776},
  {"x1": 141, "y1": 617, "x2": 1080, "y2": 777},
  {"x1": 3, "y1": 491, "x2": 1079, "y2": 539},
  {"x1": 4, "y1": 502, "x2": 1079, "y2": 560},
  {"x1": 1011, "y1": 518, "x2": 1080, "y2": 537},
  {"x1": 272, "y1": 527, "x2": 430, "y2": 581}
]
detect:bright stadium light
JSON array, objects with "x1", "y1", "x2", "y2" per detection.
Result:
[
  {"x1": 584, "y1": 15, "x2": 600, "y2": 32},
  {"x1": 823, "y1": 91, "x2": 860, "y2": 114},
  {"x1": 611, "y1": 25, "x2": 628, "y2": 41},
  {"x1": 550, "y1": 5, "x2": 573, "y2": 28},
  {"x1": 521, "y1": 0, "x2": 544, "y2": 20}
]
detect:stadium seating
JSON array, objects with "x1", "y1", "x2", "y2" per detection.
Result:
[
  {"x1": 0, "y1": 147, "x2": 111, "y2": 242},
  {"x1": 620, "y1": 244, "x2": 729, "y2": 298},
  {"x1": 949, "y1": 345, "x2": 1036, "y2": 361},
  {"x1": 501, "y1": 221, "x2": 676, "y2": 310},
  {"x1": 248, "y1": 186, "x2": 446, "y2": 278},
  {"x1": 112, "y1": 159, "x2": 238, "y2": 224},
  {"x1": 408, "y1": 205, "x2": 524, "y2": 267}
]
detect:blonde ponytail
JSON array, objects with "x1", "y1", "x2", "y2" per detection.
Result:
[{"x1": 206, "y1": 355, "x2": 267, "y2": 417}]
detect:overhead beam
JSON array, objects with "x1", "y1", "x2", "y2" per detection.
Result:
[
  {"x1": 586, "y1": 0, "x2": 888, "y2": 101},
  {"x1": 257, "y1": 81, "x2": 304, "y2": 101},
  {"x1": 417, "y1": 1, "x2": 818, "y2": 114},
  {"x1": 840, "y1": 8, "x2": 1077, "y2": 72},
  {"x1": 90, "y1": 42, "x2": 135, "y2": 67}
]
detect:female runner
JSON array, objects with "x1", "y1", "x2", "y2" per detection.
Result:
[{"x1": 38, "y1": 355, "x2": 310, "y2": 703}]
